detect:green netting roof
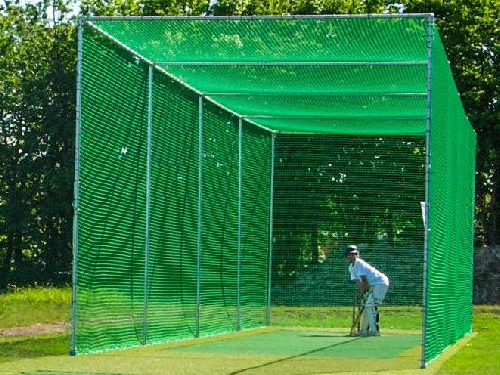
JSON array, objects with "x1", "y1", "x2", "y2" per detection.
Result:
[{"x1": 87, "y1": 16, "x2": 433, "y2": 135}]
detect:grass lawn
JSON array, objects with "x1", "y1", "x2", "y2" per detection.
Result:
[
  {"x1": 0, "y1": 286, "x2": 70, "y2": 328},
  {"x1": 0, "y1": 287, "x2": 70, "y2": 364},
  {"x1": 436, "y1": 305, "x2": 500, "y2": 375},
  {"x1": 273, "y1": 304, "x2": 422, "y2": 330},
  {"x1": 0, "y1": 287, "x2": 498, "y2": 374}
]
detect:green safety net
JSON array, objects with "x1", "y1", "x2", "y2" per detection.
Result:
[
  {"x1": 75, "y1": 16, "x2": 475, "y2": 369},
  {"x1": 76, "y1": 25, "x2": 271, "y2": 353},
  {"x1": 272, "y1": 134, "x2": 426, "y2": 307},
  {"x1": 424, "y1": 27, "x2": 476, "y2": 365},
  {"x1": 147, "y1": 65, "x2": 200, "y2": 344},
  {"x1": 90, "y1": 17, "x2": 429, "y2": 135},
  {"x1": 91, "y1": 17, "x2": 428, "y2": 62},
  {"x1": 78, "y1": 26, "x2": 148, "y2": 352}
]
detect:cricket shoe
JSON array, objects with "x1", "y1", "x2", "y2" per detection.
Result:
[
  {"x1": 355, "y1": 331, "x2": 380, "y2": 337},
  {"x1": 355, "y1": 331, "x2": 370, "y2": 336}
]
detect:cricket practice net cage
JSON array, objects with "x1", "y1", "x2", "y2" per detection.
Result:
[{"x1": 72, "y1": 15, "x2": 476, "y2": 368}]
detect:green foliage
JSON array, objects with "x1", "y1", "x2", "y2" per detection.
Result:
[
  {"x1": 80, "y1": 0, "x2": 208, "y2": 16},
  {"x1": 211, "y1": 0, "x2": 395, "y2": 16},
  {"x1": 0, "y1": 0, "x2": 497, "y2": 289},
  {"x1": 272, "y1": 135, "x2": 425, "y2": 291},
  {"x1": 403, "y1": 0, "x2": 500, "y2": 246},
  {"x1": 0, "y1": 1, "x2": 76, "y2": 289}
]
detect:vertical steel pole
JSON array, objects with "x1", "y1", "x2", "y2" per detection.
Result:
[
  {"x1": 196, "y1": 96, "x2": 204, "y2": 338},
  {"x1": 143, "y1": 64, "x2": 153, "y2": 345},
  {"x1": 236, "y1": 117, "x2": 243, "y2": 331},
  {"x1": 421, "y1": 13, "x2": 434, "y2": 370},
  {"x1": 70, "y1": 16, "x2": 84, "y2": 356},
  {"x1": 267, "y1": 133, "x2": 276, "y2": 326}
]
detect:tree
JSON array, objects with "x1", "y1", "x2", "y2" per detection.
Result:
[
  {"x1": 403, "y1": 0, "x2": 499, "y2": 245},
  {"x1": 0, "y1": 0, "x2": 497, "y2": 289},
  {"x1": 0, "y1": 1, "x2": 76, "y2": 288}
]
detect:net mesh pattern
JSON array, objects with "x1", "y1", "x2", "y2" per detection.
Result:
[
  {"x1": 89, "y1": 17, "x2": 430, "y2": 135},
  {"x1": 240, "y1": 125, "x2": 272, "y2": 329},
  {"x1": 424, "y1": 27, "x2": 476, "y2": 364},
  {"x1": 161, "y1": 65, "x2": 427, "y2": 95},
  {"x1": 77, "y1": 25, "x2": 273, "y2": 353},
  {"x1": 78, "y1": 26, "x2": 148, "y2": 353},
  {"x1": 199, "y1": 101, "x2": 239, "y2": 335},
  {"x1": 272, "y1": 135, "x2": 426, "y2": 306},
  {"x1": 91, "y1": 17, "x2": 428, "y2": 63},
  {"x1": 147, "y1": 71, "x2": 200, "y2": 343},
  {"x1": 75, "y1": 17, "x2": 475, "y2": 368}
]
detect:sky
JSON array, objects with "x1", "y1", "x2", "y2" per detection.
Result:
[{"x1": 18, "y1": 0, "x2": 81, "y2": 21}]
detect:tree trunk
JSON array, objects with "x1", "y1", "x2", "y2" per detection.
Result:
[
  {"x1": 488, "y1": 164, "x2": 499, "y2": 246},
  {"x1": 0, "y1": 236, "x2": 14, "y2": 289},
  {"x1": 311, "y1": 220, "x2": 318, "y2": 263}
]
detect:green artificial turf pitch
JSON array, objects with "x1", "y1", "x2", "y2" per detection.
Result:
[
  {"x1": 169, "y1": 330, "x2": 421, "y2": 359},
  {"x1": 0, "y1": 328, "x2": 424, "y2": 375}
]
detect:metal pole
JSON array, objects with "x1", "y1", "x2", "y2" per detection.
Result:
[
  {"x1": 196, "y1": 96, "x2": 204, "y2": 338},
  {"x1": 70, "y1": 16, "x2": 84, "y2": 356},
  {"x1": 267, "y1": 134, "x2": 276, "y2": 326},
  {"x1": 143, "y1": 65, "x2": 153, "y2": 345},
  {"x1": 204, "y1": 92, "x2": 427, "y2": 97},
  {"x1": 421, "y1": 13, "x2": 434, "y2": 370},
  {"x1": 86, "y1": 14, "x2": 434, "y2": 20},
  {"x1": 243, "y1": 115, "x2": 427, "y2": 120},
  {"x1": 236, "y1": 118, "x2": 243, "y2": 331},
  {"x1": 155, "y1": 61, "x2": 427, "y2": 66}
]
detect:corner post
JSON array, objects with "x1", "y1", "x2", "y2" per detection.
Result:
[
  {"x1": 71, "y1": 16, "x2": 85, "y2": 356},
  {"x1": 267, "y1": 133, "x2": 276, "y2": 326},
  {"x1": 196, "y1": 96, "x2": 204, "y2": 338},
  {"x1": 421, "y1": 13, "x2": 435, "y2": 369},
  {"x1": 237, "y1": 117, "x2": 243, "y2": 331},
  {"x1": 143, "y1": 64, "x2": 153, "y2": 345}
]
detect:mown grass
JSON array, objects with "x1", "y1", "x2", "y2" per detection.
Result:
[
  {"x1": 272, "y1": 305, "x2": 422, "y2": 330},
  {"x1": 436, "y1": 306, "x2": 500, "y2": 375},
  {"x1": 0, "y1": 286, "x2": 71, "y2": 363},
  {"x1": 0, "y1": 286, "x2": 71, "y2": 328},
  {"x1": 0, "y1": 287, "x2": 498, "y2": 374},
  {"x1": 0, "y1": 334, "x2": 69, "y2": 363}
]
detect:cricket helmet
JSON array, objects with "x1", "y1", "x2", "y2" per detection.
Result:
[{"x1": 343, "y1": 245, "x2": 359, "y2": 256}]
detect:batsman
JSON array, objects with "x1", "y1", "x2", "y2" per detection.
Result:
[{"x1": 345, "y1": 245, "x2": 389, "y2": 336}]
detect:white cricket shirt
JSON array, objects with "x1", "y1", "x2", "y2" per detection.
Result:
[{"x1": 348, "y1": 258, "x2": 389, "y2": 286}]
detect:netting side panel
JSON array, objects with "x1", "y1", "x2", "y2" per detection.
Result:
[
  {"x1": 77, "y1": 26, "x2": 148, "y2": 353},
  {"x1": 272, "y1": 135, "x2": 426, "y2": 307},
  {"x1": 240, "y1": 124, "x2": 272, "y2": 329},
  {"x1": 146, "y1": 73, "x2": 199, "y2": 343},
  {"x1": 200, "y1": 101, "x2": 239, "y2": 336},
  {"x1": 425, "y1": 29, "x2": 476, "y2": 364}
]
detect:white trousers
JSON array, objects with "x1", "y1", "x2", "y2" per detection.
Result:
[{"x1": 360, "y1": 284, "x2": 388, "y2": 334}]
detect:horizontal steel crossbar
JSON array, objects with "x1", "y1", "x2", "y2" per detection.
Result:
[
  {"x1": 243, "y1": 115, "x2": 427, "y2": 120},
  {"x1": 205, "y1": 92, "x2": 427, "y2": 97},
  {"x1": 156, "y1": 61, "x2": 428, "y2": 66},
  {"x1": 86, "y1": 14, "x2": 434, "y2": 20}
]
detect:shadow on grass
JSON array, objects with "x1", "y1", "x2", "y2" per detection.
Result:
[
  {"x1": 227, "y1": 337, "x2": 362, "y2": 375},
  {"x1": 0, "y1": 334, "x2": 68, "y2": 363}
]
